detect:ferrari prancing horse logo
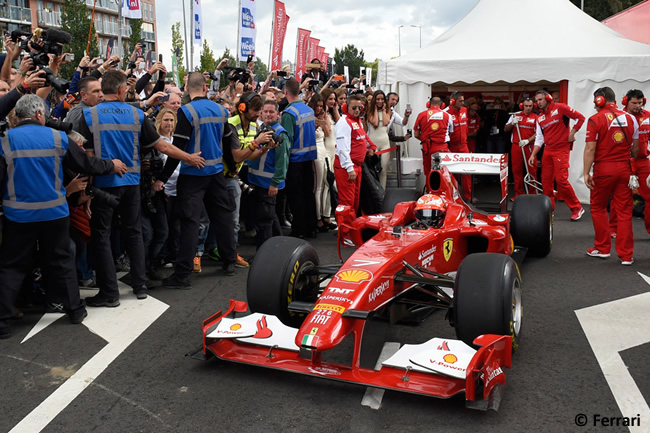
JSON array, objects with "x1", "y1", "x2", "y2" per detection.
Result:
[{"x1": 443, "y1": 238, "x2": 453, "y2": 261}]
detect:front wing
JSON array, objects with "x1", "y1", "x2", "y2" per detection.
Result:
[{"x1": 198, "y1": 300, "x2": 513, "y2": 410}]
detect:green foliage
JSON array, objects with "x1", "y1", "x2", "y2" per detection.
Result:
[
  {"x1": 129, "y1": 18, "x2": 142, "y2": 54},
  {"x1": 570, "y1": 0, "x2": 643, "y2": 21},
  {"x1": 333, "y1": 44, "x2": 365, "y2": 78},
  {"x1": 61, "y1": 0, "x2": 99, "y2": 78},
  {"x1": 199, "y1": 39, "x2": 217, "y2": 74},
  {"x1": 253, "y1": 59, "x2": 268, "y2": 82},
  {"x1": 218, "y1": 47, "x2": 237, "y2": 89},
  {"x1": 171, "y1": 22, "x2": 186, "y2": 79}
]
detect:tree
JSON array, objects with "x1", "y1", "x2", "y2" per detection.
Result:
[
  {"x1": 199, "y1": 39, "x2": 217, "y2": 74},
  {"x1": 253, "y1": 59, "x2": 268, "y2": 83},
  {"x1": 128, "y1": 18, "x2": 142, "y2": 54},
  {"x1": 570, "y1": 0, "x2": 643, "y2": 21},
  {"x1": 61, "y1": 0, "x2": 99, "y2": 78},
  {"x1": 333, "y1": 44, "x2": 365, "y2": 78},
  {"x1": 171, "y1": 22, "x2": 186, "y2": 79}
]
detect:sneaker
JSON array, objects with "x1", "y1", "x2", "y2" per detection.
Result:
[
  {"x1": 193, "y1": 256, "x2": 202, "y2": 273},
  {"x1": 223, "y1": 263, "x2": 235, "y2": 276},
  {"x1": 45, "y1": 302, "x2": 65, "y2": 314},
  {"x1": 587, "y1": 248, "x2": 610, "y2": 258},
  {"x1": 621, "y1": 258, "x2": 634, "y2": 266},
  {"x1": 85, "y1": 295, "x2": 120, "y2": 308},
  {"x1": 162, "y1": 274, "x2": 192, "y2": 290},
  {"x1": 79, "y1": 277, "x2": 97, "y2": 288},
  {"x1": 69, "y1": 308, "x2": 88, "y2": 325},
  {"x1": 570, "y1": 207, "x2": 585, "y2": 221},
  {"x1": 207, "y1": 248, "x2": 221, "y2": 262},
  {"x1": 280, "y1": 219, "x2": 292, "y2": 229},
  {"x1": 115, "y1": 254, "x2": 131, "y2": 272},
  {"x1": 162, "y1": 260, "x2": 174, "y2": 269},
  {"x1": 133, "y1": 285, "x2": 148, "y2": 300},
  {"x1": 235, "y1": 254, "x2": 249, "y2": 268},
  {"x1": 610, "y1": 231, "x2": 617, "y2": 239}
]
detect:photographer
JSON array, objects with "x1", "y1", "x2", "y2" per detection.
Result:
[
  {"x1": 0, "y1": 69, "x2": 47, "y2": 120},
  {"x1": 0, "y1": 95, "x2": 124, "y2": 339},
  {"x1": 249, "y1": 100, "x2": 290, "y2": 247}
]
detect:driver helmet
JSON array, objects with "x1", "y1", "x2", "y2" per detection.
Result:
[{"x1": 415, "y1": 194, "x2": 447, "y2": 227}]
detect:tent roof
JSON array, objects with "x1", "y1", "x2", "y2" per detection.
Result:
[
  {"x1": 602, "y1": 0, "x2": 650, "y2": 45},
  {"x1": 382, "y1": 0, "x2": 650, "y2": 85}
]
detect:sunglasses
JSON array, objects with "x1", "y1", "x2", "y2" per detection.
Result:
[{"x1": 349, "y1": 105, "x2": 363, "y2": 111}]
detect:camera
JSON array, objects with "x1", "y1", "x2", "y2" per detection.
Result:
[
  {"x1": 86, "y1": 185, "x2": 120, "y2": 208},
  {"x1": 257, "y1": 124, "x2": 280, "y2": 144},
  {"x1": 224, "y1": 66, "x2": 251, "y2": 84},
  {"x1": 238, "y1": 179, "x2": 254, "y2": 195},
  {"x1": 127, "y1": 61, "x2": 136, "y2": 70},
  {"x1": 276, "y1": 70, "x2": 287, "y2": 77},
  {"x1": 13, "y1": 28, "x2": 72, "y2": 94},
  {"x1": 207, "y1": 71, "x2": 219, "y2": 81},
  {"x1": 45, "y1": 118, "x2": 73, "y2": 133}
]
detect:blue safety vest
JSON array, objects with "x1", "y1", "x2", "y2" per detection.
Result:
[
  {"x1": 248, "y1": 123, "x2": 287, "y2": 190},
  {"x1": 0, "y1": 124, "x2": 69, "y2": 223},
  {"x1": 84, "y1": 101, "x2": 144, "y2": 187},
  {"x1": 179, "y1": 99, "x2": 228, "y2": 176},
  {"x1": 284, "y1": 102, "x2": 317, "y2": 162}
]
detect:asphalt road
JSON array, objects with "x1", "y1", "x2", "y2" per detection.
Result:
[{"x1": 1, "y1": 202, "x2": 649, "y2": 433}]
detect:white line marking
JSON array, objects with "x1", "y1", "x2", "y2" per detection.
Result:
[
  {"x1": 361, "y1": 342, "x2": 401, "y2": 410},
  {"x1": 21, "y1": 313, "x2": 65, "y2": 344},
  {"x1": 10, "y1": 273, "x2": 169, "y2": 433},
  {"x1": 575, "y1": 272, "x2": 650, "y2": 433}
]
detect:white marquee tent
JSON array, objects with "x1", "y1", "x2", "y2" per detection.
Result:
[{"x1": 378, "y1": 0, "x2": 650, "y2": 202}]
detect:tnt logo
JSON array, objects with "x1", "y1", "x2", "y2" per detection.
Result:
[
  {"x1": 242, "y1": 8, "x2": 255, "y2": 28},
  {"x1": 241, "y1": 38, "x2": 255, "y2": 57}
]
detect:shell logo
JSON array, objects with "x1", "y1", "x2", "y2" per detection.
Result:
[
  {"x1": 230, "y1": 323, "x2": 242, "y2": 331},
  {"x1": 443, "y1": 353, "x2": 458, "y2": 364},
  {"x1": 335, "y1": 269, "x2": 372, "y2": 284},
  {"x1": 613, "y1": 131, "x2": 624, "y2": 143},
  {"x1": 431, "y1": 122, "x2": 440, "y2": 131}
]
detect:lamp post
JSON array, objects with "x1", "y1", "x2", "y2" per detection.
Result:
[
  {"x1": 398, "y1": 25, "x2": 404, "y2": 56},
  {"x1": 411, "y1": 25, "x2": 421, "y2": 48}
]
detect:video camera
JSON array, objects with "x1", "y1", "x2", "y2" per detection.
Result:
[
  {"x1": 257, "y1": 124, "x2": 280, "y2": 144},
  {"x1": 12, "y1": 28, "x2": 72, "y2": 94},
  {"x1": 224, "y1": 66, "x2": 251, "y2": 84}
]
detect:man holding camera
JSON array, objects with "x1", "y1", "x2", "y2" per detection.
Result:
[
  {"x1": 77, "y1": 71, "x2": 204, "y2": 306},
  {"x1": 248, "y1": 100, "x2": 290, "y2": 248},
  {"x1": 0, "y1": 95, "x2": 125, "y2": 339}
]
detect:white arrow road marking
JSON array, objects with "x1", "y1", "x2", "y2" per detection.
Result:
[
  {"x1": 361, "y1": 342, "x2": 400, "y2": 410},
  {"x1": 575, "y1": 272, "x2": 650, "y2": 433},
  {"x1": 10, "y1": 275, "x2": 169, "y2": 433}
]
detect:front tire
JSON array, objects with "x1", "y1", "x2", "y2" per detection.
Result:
[
  {"x1": 511, "y1": 194, "x2": 553, "y2": 257},
  {"x1": 247, "y1": 236, "x2": 320, "y2": 327},
  {"x1": 453, "y1": 253, "x2": 522, "y2": 351}
]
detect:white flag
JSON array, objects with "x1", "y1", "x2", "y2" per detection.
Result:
[
  {"x1": 238, "y1": 0, "x2": 257, "y2": 61},
  {"x1": 122, "y1": 0, "x2": 142, "y2": 19},
  {"x1": 193, "y1": 0, "x2": 202, "y2": 46}
]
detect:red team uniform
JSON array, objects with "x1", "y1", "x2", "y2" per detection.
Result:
[
  {"x1": 534, "y1": 102, "x2": 585, "y2": 212},
  {"x1": 467, "y1": 112, "x2": 481, "y2": 153},
  {"x1": 334, "y1": 114, "x2": 377, "y2": 212},
  {"x1": 585, "y1": 104, "x2": 638, "y2": 262},
  {"x1": 507, "y1": 111, "x2": 538, "y2": 197},
  {"x1": 414, "y1": 106, "x2": 452, "y2": 176},
  {"x1": 446, "y1": 105, "x2": 472, "y2": 200},
  {"x1": 628, "y1": 108, "x2": 650, "y2": 232}
]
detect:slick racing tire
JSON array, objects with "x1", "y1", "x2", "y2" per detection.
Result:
[
  {"x1": 381, "y1": 188, "x2": 419, "y2": 214},
  {"x1": 453, "y1": 253, "x2": 522, "y2": 352},
  {"x1": 511, "y1": 194, "x2": 553, "y2": 257},
  {"x1": 247, "y1": 236, "x2": 320, "y2": 328}
]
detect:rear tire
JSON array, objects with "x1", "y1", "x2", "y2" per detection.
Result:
[
  {"x1": 247, "y1": 236, "x2": 320, "y2": 327},
  {"x1": 453, "y1": 253, "x2": 522, "y2": 351},
  {"x1": 381, "y1": 188, "x2": 419, "y2": 213},
  {"x1": 511, "y1": 194, "x2": 553, "y2": 257}
]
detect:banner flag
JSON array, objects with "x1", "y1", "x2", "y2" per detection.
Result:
[
  {"x1": 271, "y1": 1, "x2": 289, "y2": 71},
  {"x1": 238, "y1": 0, "x2": 257, "y2": 60},
  {"x1": 295, "y1": 28, "x2": 311, "y2": 81},
  {"x1": 122, "y1": 0, "x2": 142, "y2": 19}
]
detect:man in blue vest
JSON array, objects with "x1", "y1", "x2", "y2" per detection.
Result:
[
  {"x1": 248, "y1": 100, "x2": 290, "y2": 248},
  {"x1": 157, "y1": 72, "x2": 239, "y2": 286},
  {"x1": 78, "y1": 71, "x2": 204, "y2": 306},
  {"x1": 280, "y1": 78, "x2": 318, "y2": 238},
  {"x1": 0, "y1": 95, "x2": 125, "y2": 339}
]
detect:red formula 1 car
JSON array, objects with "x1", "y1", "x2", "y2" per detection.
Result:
[{"x1": 198, "y1": 154, "x2": 553, "y2": 410}]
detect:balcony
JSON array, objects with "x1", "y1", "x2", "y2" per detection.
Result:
[
  {"x1": 142, "y1": 31, "x2": 155, "y2": 41},
  {"x1": 86, "y1": 0, "x2": 118, "y2": 13},
  {"x1": 37, "y1": 9, "x2": 62, "y2": 28},
  {"x1": 0, "y1": 5, "x2": 32, "y2": 24},
  {"x1": 95, "y1": 19, "x2": 132, "y2": 38}
]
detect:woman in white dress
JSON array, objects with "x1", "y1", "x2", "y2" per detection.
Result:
[
  {"x1": 319, "y1": 88, "x2": 339, "y2": 230},
  {"x1": 308, "y1": 94, "x2": 333, "y2": 232},
  {"x1": 365, "y1": 90, "x2": 392, "y2": 189}
]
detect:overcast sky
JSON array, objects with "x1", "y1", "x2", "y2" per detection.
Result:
[{"x1": 153, "y1": 0, "x2": 479, "y2": 70}]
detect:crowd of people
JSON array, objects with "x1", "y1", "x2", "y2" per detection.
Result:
[{"x1": 0, "y1": 29, "x2": 646, "y2": 339}]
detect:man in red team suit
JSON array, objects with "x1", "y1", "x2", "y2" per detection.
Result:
[
  {"x1": 624, "y1": 89, "x2": 650, "y2": 233},
  {"x1": 467, "y1": 102, "x2": 481, "y2": 153},
  {"x1": 583, "y1": 87, "x2": 639, "y2": 265},
  {"x1": 529, "y1": 90, "x2": 586, "y2": 220},
  {"x1": 505, "y1": 98, "x2": 538, "y2": 198},
  {"x1": 445, "y1": 91, "x2": 471, "y2": 200},
  {"x1": 414, "y1": 96, "x2": 452, "y2": 176},
  {"x1": 334, "y1": 94, "x2": 376, "y2": 212}
]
